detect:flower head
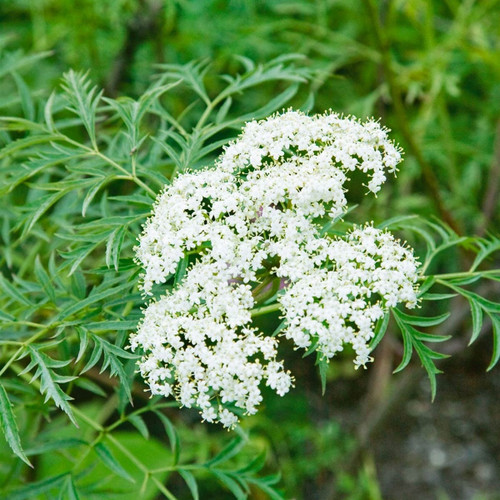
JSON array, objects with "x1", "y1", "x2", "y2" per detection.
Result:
[{"x1": 130, "y1": 110, "x2": 417, "y2": 427}]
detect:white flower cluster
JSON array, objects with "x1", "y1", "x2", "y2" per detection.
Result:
[
  {"x1": 131, "y1": 110, "x2": 419, "y2": 427},
  {"x1": 280, "y1": 226, "x2": 419, "y2": 368}
]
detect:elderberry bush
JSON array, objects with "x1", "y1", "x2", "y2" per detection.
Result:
[{"x1": 0, "y1": 58, "x2": 499, "y2": 499}]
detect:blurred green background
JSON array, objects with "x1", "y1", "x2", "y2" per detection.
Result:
[{"x1": 1, "y1": 1, "x2": 499, "y2": 499}]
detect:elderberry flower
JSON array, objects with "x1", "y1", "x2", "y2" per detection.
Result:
[
  {"x1": 280, "y1": 225, "x2": 419, "y2": 368},
  {"x1": 131, "y1": 109, "x2": 418, "y2": 427}
]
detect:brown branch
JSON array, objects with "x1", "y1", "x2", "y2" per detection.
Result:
[
  {"x1": 478, "y1": 119, "x2": 500, "y2": 236},
  {"x1": 105, "y1": 0, "x2": 164, "y2": 97},
  {"x1": 362, "y1": 0, "x2": 462, "y2": 234}
]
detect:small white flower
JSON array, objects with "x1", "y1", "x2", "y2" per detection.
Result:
[{"x1": 131, "y1": 110, "x2": 417, "y2": 426}]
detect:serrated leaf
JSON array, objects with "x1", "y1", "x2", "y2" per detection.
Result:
[
  {"x1": 94, "y1": 442, "x2": 135, "y2": 483},
  {"x1": 59, "y1": 476, "x2": 80, "y2": 500},
  {"x1": 73, "y1": 377, "x2": 107, "y2": 397},
  {"x1": 393, "y1": 321, "x2": 413, "y2": 374},
  {"x1": 235, "y1": 452, "x2": 266, "y2": 477},
  {"x1": 0, "y1": 134, "x2": 61, "y2": 159},
  {"x1": 128, "y1": 414, "x2": 149, "y2": 439},
  {"x1": 12, "y1": 71, "x2": 35, "y2": 121},
  {"x1": 25, "y1": 438, "x2": 87, "y2": 456},
  {"x1": 206, "y1": 436, "x2": 245, "y2": 468},
  {"x1": 7, "y1": 472, "x2": 68, "y2": 500},
  {"x1": 105, "y1": 225, "x2": 127, "y2": 271},
  {"x1": 392, "y1": 309, "x2": 449, "y2": 400},
  {"x1": 179, "y1": 469, "x2": 199, "y2": 500},
  {"x1": 21, "y1": 189, "x2": 70, "y2": 238},
  {"x1": 448, "y1": 275, "x2": 483, "y2": 286},
  {"x1": 74, "y1": 327, "x2": 89, "y2": 364},
  {"x1": 393, "y1": 310, "x2": 450, "y2": 327},
  {"x1": 0, "y1": 309, "x2": 15, "y2": 321},
  {"x1": 81, "y1": 334, "x2": 135, "y2": 403},
  {"x1": 34, "y1": 255, "x2": 56, "y2": 303},
  {"x1": 486, "y1": 313, "x2": 500, "y2": 371},
  {"x1": 215, "y1": 97, "x2": 232, "y2": 124},
  {"x1": 82, "y1": 176, "x2": 112, "y2": 217},
  {"x1": 453, "y1": 287, "x2": 500, "y2": 314},
  {"x1": 55, "y1": 280, "x2": 133, "y2": 322},
  {"x1": 23, "y1": 346, "x2": 77, "y2": 425},
  {"x1": 417, "y1": 276, "x2": 436, "y2": 297},
  {"x1": 61, "y1": 70, "x2": 103, "y2": 149},
  {"x1": 85, "y1": 320, "x2": 139, "y2": 331},
  {"x1": 468, "y1": 298, "x2": 483, "y2": 345},
  {"x1": 0, "y1": 272, "x2": 33, "y2": 305},
  {"x1": 470, "y1": 237, "x2": 500, "y2": 272},
  {"x1": 0, "y1": 383, "x2": 32, "y2": 467},
  {"x1": 154, "y1": 411, "x2": 180, "y2": 465},
  {"x1": 420, "y1": 292, "x2": 457, "y2": 301}
]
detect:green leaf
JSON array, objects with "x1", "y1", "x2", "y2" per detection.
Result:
[
  {"x1": 81, "y1": 334, "x2": 136, "y2": 403},
  {"x1": 393, "y1": 322, "x2": 413, "y2": 374},
  {"x1": 392, "y1": 310, "x2": 450, "y2": 327},
  {"x1": 486, "y1": 313, "x2": 500, "y2": 371},
  {"x1": 20, "y1": 189, "x2": 71, "y2": 238},
  {"x1": 59, "y1": 476, "x2": 80, "y2": 500},
  {"x1": 452, "y1": 287, "x2": 500, "y2": 314},
  {"x1": 0, "y1": 383, "x2": 32, "y2": 467},
  {"x1": 215, "y1": 97, "x2": 232, "y2": 124},
  {"x1": 417, "y1": 276, "x2": 436, "y2": 296},
  {"x1": 468, "y1": 298, "x2": 483, "y2": 345},
  {"x1": 94, "y1": 442, "x2": 135, "y2": 483},
  {"x1": 34, "y1": 255, "x2": 56, "y2": 303},
  {"x1": 55, "y1": 280, "x2": 133, "y2": 322},
  {"x1": 376, "y1": 215, "x2": 419, "y2": 230},
  {"x1": 12, "y1": 71, "x2": 35, "y2": 121},
  {"x1": 212, "y1": 471, "x2": 246, "y2": 500},
  {"x1": 0, "y1": 134, "x2": 61, "y2": 159},
  {"x1": 470, "y1": 237, "x2": 500, "y2": 272},
  {"x1": 154, "y1": 411, "x2": 180, "y2": 465},
  {"x1": 420, "y1": 292, "x2": 457, "y2": 301},
  {"x1": 22, "y1": 346, "x2": 77, "y2": 425},
  {"x1": 73, "y1": 377, "x2": 107, "y2": 397},
  {"x1": 44, "y1": 91, "x2": 57, "y2": 132},
  {"x1": 179, "y1": 469, "x2": 199, "y2": 500},
  {"x1": 237, "y1": 451, "x2": 267, "y2": 474},
  {"x1": 82, "y1": 176, "x2": 113, "y2": 217},
  {"x1": 174, "y1": 256, "x2": 189, "y2": 287},
  {"x1": 315, "y1": 354, "x2": 329, "y2": 396},
  {"x1": 61, "y1": 70, "x2": 103, "y2": 149},
  {"x1": 128, "y1": 414, "x2": 149, "y2": 439},
  {"x1": 7, "y1": 473, "x2": 68, "y2": 500},
  {"x1": 392, "y1": 309, "x2": 449, "y2": 400},
  {"x1": 206, "y1": 436, "x2": 246, "y2": 468},
  {"x1": 85, "y1": 320, "x2": 139, "y2": 331},
  {"x1": 105, "y1": 226, "x2": 127, "y2": 271},
  {"x1": 369, "y1": 312, "x2": 390, "y2": 351},
  {"x1": 0, "y1": 272, "x2": 33, "y2": 306},
  {"x1": 25, "y1": 438, "x2": 87, "y2": 456}
]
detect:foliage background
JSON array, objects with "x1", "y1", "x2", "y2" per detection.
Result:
[{"x1": 0, "y1": 1, "x2": 499, "y2": 499}]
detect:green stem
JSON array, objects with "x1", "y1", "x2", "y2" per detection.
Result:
[
  {"x1": 57, "y1": 134, "x2": 156, "y2": 197},
  {"x1": 0, "y1": 322, "x2": 61, "y2": 377},
  {"x1": 432, "y1": 269, "x2": 500, "y2": 281},
  {"x1": 250, "y1": 302, "x2": 281, "y2": 318}
]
